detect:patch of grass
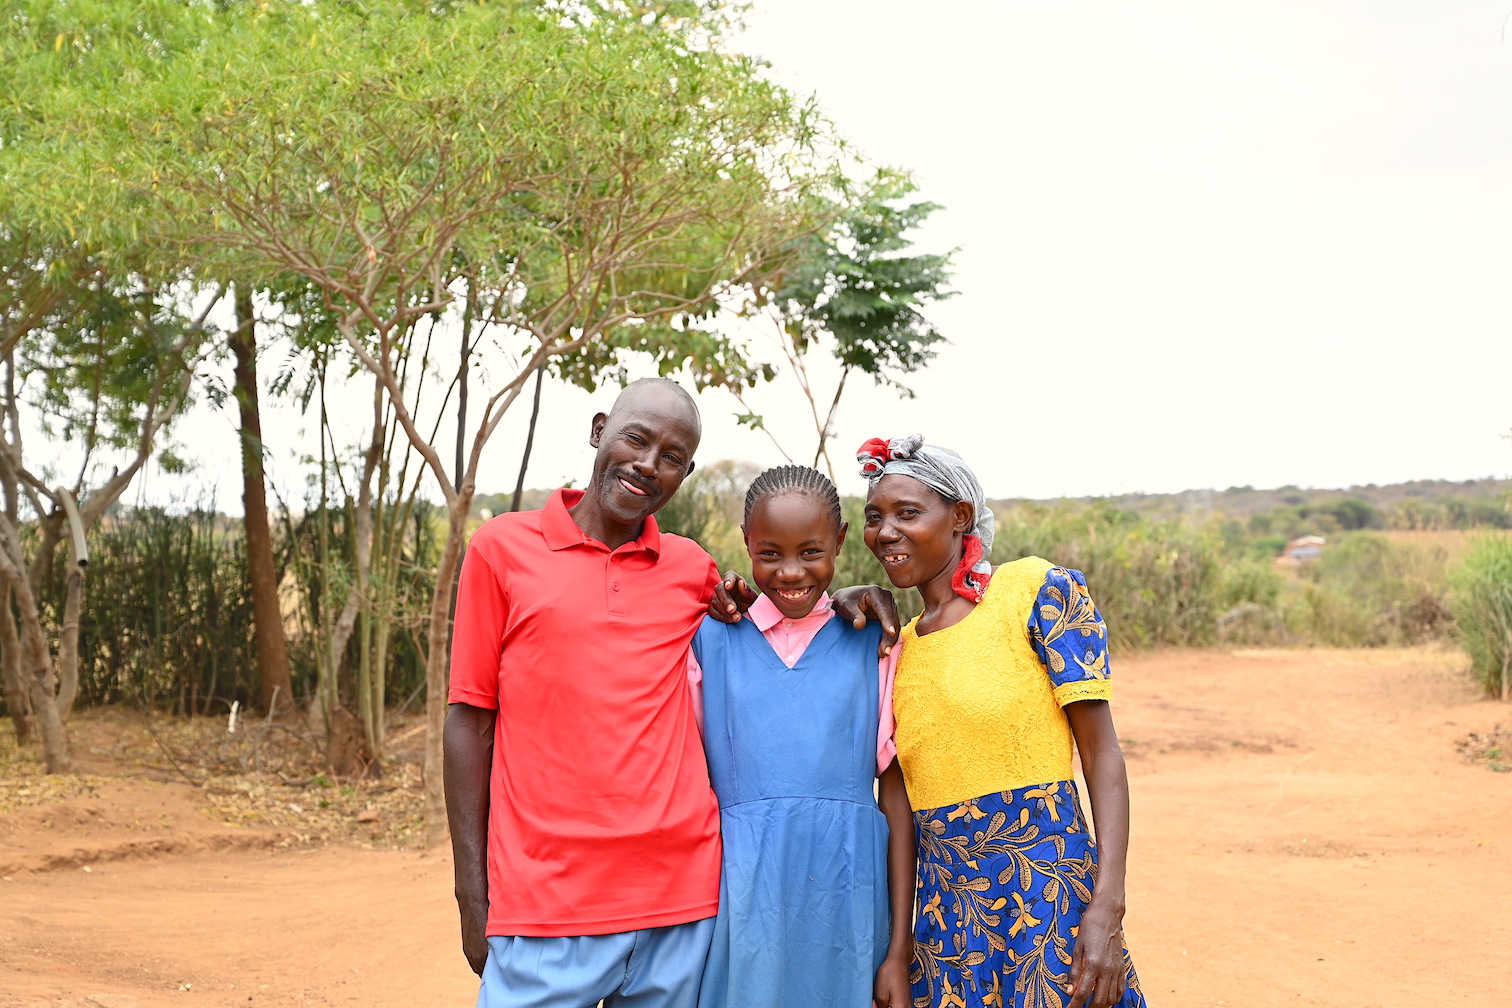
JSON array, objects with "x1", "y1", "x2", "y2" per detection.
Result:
[{"x1": 1455, "y1": 723, "x2": 1512, "y2": 773}]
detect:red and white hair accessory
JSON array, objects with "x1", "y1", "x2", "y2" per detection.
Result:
[{"x1": 855, "y1": 437, "x2": 895, "y2": 477}]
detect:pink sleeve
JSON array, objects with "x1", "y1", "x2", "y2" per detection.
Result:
[
  {"x1": 685, "y1": 647, "x2": 704, "y2": 737},
  {"x1": 876, "y1": 645, "x2": 898, "y2": 775},
  {"x1": 447, "y1": 542, "x2": 507, "y2": 709}
]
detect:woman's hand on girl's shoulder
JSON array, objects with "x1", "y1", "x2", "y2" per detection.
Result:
[{"x1": 831, "y1": 585, "x2": 901, "y2": 658}]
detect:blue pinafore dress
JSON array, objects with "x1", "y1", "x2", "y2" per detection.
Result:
[{"x1": 693, "y1": 615, "x2": 890, "y2": 1008}]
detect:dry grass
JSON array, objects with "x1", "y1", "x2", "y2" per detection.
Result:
[
  {"x1": 0, "y1": 736, "x2": 108, "y2": 814},
  {"x1": 1381, "y1": 528, "x2": 1512, "y2": 561},
  {"x1": 0, "y1": 706, "x2": 430, "y2": 848}
]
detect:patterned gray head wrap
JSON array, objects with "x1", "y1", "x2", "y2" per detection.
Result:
[{"x1": 856, "y1": 434, "x2": 994, "y2": 599}]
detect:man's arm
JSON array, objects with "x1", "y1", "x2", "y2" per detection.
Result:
[
  {"x1": 707, "y1": 573, "x2": 901, "y2": 658},
  {"x1": 706, "y1": 569, "x2": 759, "y2": 622},
  {"x1": 444, "y1": 702, "x2": 496, "y2": 976}
]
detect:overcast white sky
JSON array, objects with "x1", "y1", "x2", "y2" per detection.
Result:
[{"x1": 141, "y1": 0, "x2": 1512, "y2": 509}]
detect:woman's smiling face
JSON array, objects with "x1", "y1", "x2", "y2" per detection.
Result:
[{"x1": 863, "y1": 474, "x2": 971, "y2": 591}]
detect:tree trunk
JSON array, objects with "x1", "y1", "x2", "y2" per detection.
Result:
[
  {"x1": 422, "y1": 493, "x2": 472, "y2": 848},
  {"x1": 0, "y1": 356, "x2": 28, "y2": 744},
  {"x1": 26, "y1": 650, "x2": 69, "y2": 773},
  {"x1": 325, "y1": 417, "x2": 379, "y2": 733},
  {"x1": 364, "y1": 584, "x2": 389, "y2": 759},
  {"x1": 26, "y1": 512, "x2": 63, "y2": 601},
  {"x1": 54, "y1": 487, "x2": 87, "y2": 720},
  {"x1": 456, "y1": 286, "x2": 474, "y2": 490},
  {"x1": 231, "y1": 287, "x2": 295, "y2": 716},
  {"x1": 0, "y1": 552, "x2": 69, "y2": 772},
  {"x1": 55, "y1": 561, "x2": 83, "y2": 719},
  {"x1": 0, "y1": 583, "x2": 33, "y2": 743},
  {"x1": 1, "y1": 351, "x2": 16, "y2": 524},
  {"x1": 510, "y1": 365, "x2": 546, "y2": 513},
  {"x1": 322, "y1": 553, "x2": 360, "y2": 730},
  {"x1": 811, "y1": 365, "x2": 851, "y2": 483}
]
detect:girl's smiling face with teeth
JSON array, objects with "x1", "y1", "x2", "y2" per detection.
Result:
[{"x1": 743, "y1": 492, "x2": 847, "y2": 621}]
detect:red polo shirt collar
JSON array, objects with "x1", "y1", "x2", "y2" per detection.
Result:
[{"x1": 541, "y1": 487, "x2": 662, "y2": 556}]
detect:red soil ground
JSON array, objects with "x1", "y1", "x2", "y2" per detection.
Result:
[{"x1": 3, "y1": 646, "x2": 1509, "y2": 1008}]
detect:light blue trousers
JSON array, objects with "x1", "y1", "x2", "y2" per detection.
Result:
[{"x1": 477, "y1": 917, "x2": 715, "y2": 1008}]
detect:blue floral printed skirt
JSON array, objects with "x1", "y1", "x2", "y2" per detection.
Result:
[{"x1": 912, "y1": 781, "x2": 1147, "y2": 1008}]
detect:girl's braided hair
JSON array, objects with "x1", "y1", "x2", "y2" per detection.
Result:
[{"x1": 743, "y1": 464, "x2": 843, "y2": 529}]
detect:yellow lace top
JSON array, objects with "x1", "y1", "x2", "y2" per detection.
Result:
[{"x1": 892, "y1": 556, "x2": 1114, "y2": 811}]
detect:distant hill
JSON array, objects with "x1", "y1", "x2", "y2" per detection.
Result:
[
  {"x1": 991, "y1": 477, "x2": 1512, "y2": 532},
  {"x1": 477, "y1": 476, "x2": 1512, "y2": 530}
]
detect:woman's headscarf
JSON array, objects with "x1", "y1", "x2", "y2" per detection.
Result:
[{"x1": 856, "y1": 434, "x2": 994, "y2": 603}]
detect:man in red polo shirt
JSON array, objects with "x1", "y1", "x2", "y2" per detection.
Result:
[{"x1": 445, "y1": 378, "x2": 724, "y2": 1007}]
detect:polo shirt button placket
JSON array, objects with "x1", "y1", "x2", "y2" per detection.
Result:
[{"x1": 607, "y1": 552, "x2": 625, "y2": 615}]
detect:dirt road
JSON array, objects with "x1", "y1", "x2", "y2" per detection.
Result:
[{"x1": 3, "y1": 647, "x2": 1509, "y2": 1007}]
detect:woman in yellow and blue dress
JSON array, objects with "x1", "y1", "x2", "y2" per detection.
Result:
[{"x1": 857, "y1": 435, "x2": 1147, "y2": 1008}]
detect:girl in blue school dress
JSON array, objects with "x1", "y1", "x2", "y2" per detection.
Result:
[{"x1": 690, "y1": 465, "x2": 915, "y2": 1008}]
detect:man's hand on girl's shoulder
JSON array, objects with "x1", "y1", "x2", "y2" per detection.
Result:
[{"x1": 707, "y1": 571, "x2": 759, "y2": 623}]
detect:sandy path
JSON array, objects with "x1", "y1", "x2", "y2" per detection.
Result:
[
  {"x1": 3, "y1": 647, "x2": 1509, "y2": 1007},
  {"x1": 1117, "y1": 648, "x2": 1512, "y2": 1006},
  {"x1": 2, "y1": 846, "x2": 475, "y2": 1008}
]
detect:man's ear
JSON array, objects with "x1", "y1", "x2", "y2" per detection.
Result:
[
  {"x1": 686, "y1": 459, "x2": 696, "y2": 477},
  {"x1": 953, "y1": 501, "x2": 975, "y2": 534},
  {"x1": 588, "y1": 412, "x2": 608, "y2": 448}
]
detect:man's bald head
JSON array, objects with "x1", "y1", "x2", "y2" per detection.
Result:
[{"x1": 605, "y1": 377, "x2": 702, "y2": 441}]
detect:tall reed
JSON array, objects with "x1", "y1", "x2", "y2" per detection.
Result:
[
  {"x1": 1448, "y1": 534, "x2": 1512, "y2": 699},
  {"x1": 67, "y1": 506, "x2": 257, "y2": 713}
]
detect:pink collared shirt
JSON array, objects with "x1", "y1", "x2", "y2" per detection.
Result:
[{"x1": 687, "y1": 592, "x2": 898, "y2": 774}]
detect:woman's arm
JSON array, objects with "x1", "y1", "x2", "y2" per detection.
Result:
[
  {"x1": 1064, "y1": 699, "x2": 1130, "y2": 1008},
  {"x1": 874, "y1": 759, "x2": 915, "y2": 1008},
  {"x1": 833, "y1": 585, "x2": 901, "y2": 658}
]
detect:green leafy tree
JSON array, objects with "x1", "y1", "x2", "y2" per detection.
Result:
[
  {"x1": 0, "y1": 234, "x2": 214, "y2": 772},
  {"x1": 735, "y1": 173, "x2": 955, "y2": 479},
  {"x1": 1, "y1": 3, "x2": 258, "y2": 766},
  {"x1": 1318, "y1": 497, "x2": 1383, "y2": 532},
  {"x1": 12, "y1": 0, "x2": 840, "y2": 838}
]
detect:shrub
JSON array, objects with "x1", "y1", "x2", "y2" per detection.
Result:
[
  {"x1": 991, "y1": 501, "x2": 1281, "y2": 650},
  {"x1": 66, "y1": 506, "x2": 257, "y2": 712},
  {"x1": 1290, "y1": 532, "x2": 1451, "y2": 646},
  {"x1": 1250, "y1": 535, "x2": 1288, "y2": 561},
  {"x1": 1448, "y1": 534, "x2": 1512, "y2": 699}
]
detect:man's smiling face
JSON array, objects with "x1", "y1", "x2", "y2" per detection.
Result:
[{"x1": 582, "y1": 382, "x2": 701, "y2": 537}]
